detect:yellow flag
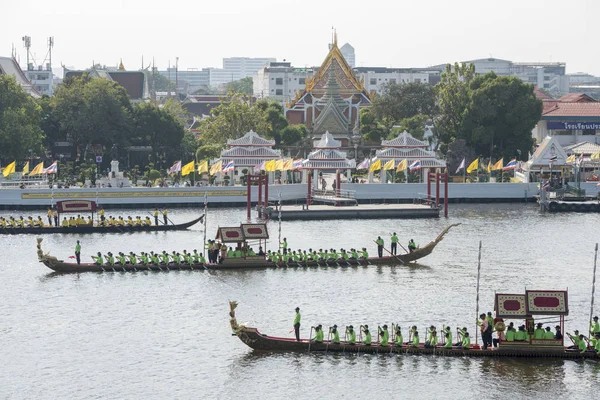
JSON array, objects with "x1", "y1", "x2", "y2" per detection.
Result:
[
  {"x1": 466, "y1": 158, "x2": 479, "y2": 173},
  {"x1": 275, "y1": 159, "x2": 284, "y2": 171},
  {"x1": 369, "y1": 159, "x2": 381, "y2": 172},
  {"x1": 265, "y1": 160, "x2": 276, "y2": 172},
  {"x1": 383, "y1": 159, "x2": 395, "y2": 171},
  {"x1": 591, "y1": 152, "x2": 600, "y2": 161},
  {"x1": 492, "y1": 158, "x2": 504, "y2": 170},
  {"x1": 486, "y1": 161, "x2": 491, "y2": 173},
  {"x1": 283, "y1": 159, "x2": 293, "y2": 171},
  {"x1": 181, "y1": 161, "x2": 195, "y2": 176},
  {"x1": 22, "y1": 162, "x2": 29, "y2": 175},
  {"x1": 197, "y1": 160, "x2": 208, "y2": 173},
  {"x1": 2, "y1": 161, "x2": 16, "y2": 177},
  {"x1": 29, "y1": 162, "x2": 44, "y2": 176},
  {"x1": 565, "y1": 154, "x2": 576, "y2": 163},
  {"x1": 396, "y1": 159, "x2": 407, "y2": 172},
  {"x1": 209, "y1": 160, "x2": 222, "y2": 175}
]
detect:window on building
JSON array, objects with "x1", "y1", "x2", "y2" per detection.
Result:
[
  {"x1": 389, "y1": 79, "x2": 396, "y2": 84},
  {"x1": 544, "y1": 76, "x2": 550, "y2": 81},
  {"x1": 369, "y1": 78, "x2": 376, "y2": 85},
  {"x1": 276, "y1": 89, "x2": 283, "y2": 95},
  {"x1": 276, "y1": 78, "x2": 283, "y2": 85},
  {"x1": 299, "y1": 78, "x2": 306, "y2": 85}
]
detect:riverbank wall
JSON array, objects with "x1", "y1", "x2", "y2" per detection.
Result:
[{"x1": 0, "y1": 182, "x2": 598, "y2": 210}]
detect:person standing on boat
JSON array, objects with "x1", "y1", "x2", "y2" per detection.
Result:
[
  {"x1": 98, "y1": 207, "x2": 105, "y2": 222},
  {"x1": 153, "y1": 208, "x2": 159, "y2": 225},
  {"x1": 293, "y1": 307, "x2": 301, "y2": 341},
  {"x1": 390, "y1": 233, "x2": 398, "y2": 255},
  {"x1": 47, "y1": 208, "x2": 53, "y2": 227},
  {"x1": 162, "y1": 208, "x2": 168, "y2": 225},
  {"x1": 479, "y1": 313, "x2": 492, "y2": 349},
  {"x1": 376, "y1": 236, "x2": 384, "y2": 258},
  {"x1": 74, "y1": 240, "x2": 81, "y2": 265},
  {"x1": 554, "y1": 325, "x2": 563, "y2": 340},
  {"x1": 52, "y1": 208, "x2": 58, "y2": 227},
  {"x1": 280, "y1": 238, "x2": 288, "y2": 254}
]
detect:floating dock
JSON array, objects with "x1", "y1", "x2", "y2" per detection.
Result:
[{"x1": 261, "y1": 203, "x2": 439, "y2": 220}]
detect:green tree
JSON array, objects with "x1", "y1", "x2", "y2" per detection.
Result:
[
  {"x1": 280, "y1": 124, "x2": 307, "y2": 146},
  {"x1": 359, "y1": 108, "x2": 385, "y2": 143},
  {"x1": 37, "y1": 95, "x2": 62, "y2": 152},
  {"x1": 255, "y1": 99, "x2": 288, "y2": 145},
  {"x1": 53, "y1": 75, "x2": 133, "y2": 163},
  {"x1": 197, "y1": 94, "x2": 270, "y2": 145},
  {"x1": 0, "y1": 75, "x2": 44, "y2": 162},
  {"x1": 224, "y1": 77, "x2": 253, "y2": 95},
  {"x1": 131, "y1": 102, "x2": 185, "y2": 164},
  {"x1": 463, "y1": 73, "x2": 542, "y2": 160},
  {"x1": 435, "y1": 62, "x2": 475, "y2": 154},
  {"x1": 195, "y1": 144, "x2": 221, "y2": 161},
  {"x1": 396, "y1": 114, "x2": 429, "y2": 140},
  {"x1": 371, "y1": 82, "x2": 437, "y2": 135}
]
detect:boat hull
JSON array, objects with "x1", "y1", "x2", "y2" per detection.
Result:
[
  {"x1": 235, "y1": 327, "x2": 599, "y2": 360},
  {"x1": 2, "y1": 215, "x2": 203, "y2": 235}
]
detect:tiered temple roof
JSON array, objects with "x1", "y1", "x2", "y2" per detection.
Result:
[
  {"x1": 303, "y1": 131, "x2": 356, "y2": 170},
  {"x1": 375, "y1": 131, "x2": 446, "y2": 169},
  {"x1": 220, "y1": 130, "x2": 280, "y2": 167}
]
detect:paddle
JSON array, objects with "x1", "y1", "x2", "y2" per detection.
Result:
[{"x1": 372, "y1": 240, "x2": 404, "y2": 264}]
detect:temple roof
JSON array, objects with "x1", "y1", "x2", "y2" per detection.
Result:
[
  {"x1": 525, "y1": 135, "x2": 569, "y2": 169},
  {"x1": 227, "y1": 130, "x2": 275, "y2": 147},
  {"x1": 287, "y1": 38, "x2": 372, "y2": 108},
  {"x1": 313, "y1": 69, "x2": 350, "y2": 135},
  {"x1": 220, "y1": 146, "x2": 281, "y2": 158},
  {"x1": 381, "y1": 131, "x2": 429, "y2": 148},
  {"x1": 375, "y1": 147, "x2": 444, "y2": 160},
  {"x1": 303, "y1": 148, "x2": 356, "y2": 169},
  {"x1": 314, "y1": 131, "x2": 342, "y2": 149},
  {"x1": 563, "y1": 141, "x2": 600, "y2": 155}
]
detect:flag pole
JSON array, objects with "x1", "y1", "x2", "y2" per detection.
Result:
[
  {"x1": 589, "y1": 243, "x2": 598, "y2": 338},
  {"x1": 278, "y1": 192, "x2": 282, "y2": 252},
  {"x1": 203, "y1": 191, "x2": 208, "y2": 258},
  {"x1": 475, "y1": 240, "x2": 482, "y2": 348}
]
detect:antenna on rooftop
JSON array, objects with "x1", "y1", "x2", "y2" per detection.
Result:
[{"x1": 22, "y1": 35, "x2": 32, "y2": 70}]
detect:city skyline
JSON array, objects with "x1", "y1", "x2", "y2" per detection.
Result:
[{"x1": 2, "y1": 0, "x2": 599, "y2": 76}]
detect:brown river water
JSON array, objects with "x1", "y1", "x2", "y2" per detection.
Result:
[{"x1": 1, "y1": 204, "x2": 599, "y2": 399}]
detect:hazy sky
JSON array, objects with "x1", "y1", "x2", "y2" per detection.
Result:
[{"x1": 2, "y1": 0, "x2": 598, "y2": 76}]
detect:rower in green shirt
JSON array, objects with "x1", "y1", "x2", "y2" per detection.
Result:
[
  {"x1": 461, "y1": 332, "x2": 471, "y2": 349},
  {"x1": 160, "y1": 251, "x2": 170, "y2": 264},
  {"x1": 411, "y1": 330, "x2": 420, "y2": 348},
  {"x1": 116, "y1": 252, "x2": 127, "y2": 265},
  {"x1": 92, "y1": 252, "x2": 103, "y2": 265},
  {"x1": 346, "y1": 325, "x2": 356, "y2": 345},
  {"x1": 443, "y1": 326, "x2": 453, "y2": 349},
  {"x1": 533, "y1": 323, "x2": 545, "y2": 339},
  {"x1": 360, "y1": 248, "x2": 369, "y2": 259},
  {"x1": 330, "y1": 325, "x2": 340, "y2": 344},
  {"x1": 104, "y1": 252, "x2": 115, "y2": 266},
  {"x1": 543, "y1": 327, "x2": 555, "y2": 339},
  {"x1": 312, "y1": 325, "x2": 324, "y2": 343},
  {"x1": 505, "y1": 325, "x2": 516, "y2": 341},
  {"x1": 171, "y1": 251, "x2": 181, "y2": 265},
  {"x1": 394, "y1": 326, "x2": 403, "y2": 347},
  {"x1": 128, "y1": 252, "x2": 137, "y2": 265},
  {"x1": 362, "y1": 325, "x2": 372, "y2": 345},
  {"x1": 227, "y1": 247, "x2": 234, "y2": 258},
  {"x1": 379, "y1": 325, "x2": 389, "y2": 347},
  {"x1": 515, "y1": 326, "x2": 527, "y2": 341}
]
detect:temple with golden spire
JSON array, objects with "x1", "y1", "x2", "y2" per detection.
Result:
[{"x1": 285, "y1": 35, "x2": 373, "y2": 147}]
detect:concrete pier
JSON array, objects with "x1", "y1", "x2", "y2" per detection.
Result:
[{"x1": 261, "y1": 203, "x2": 439, "y2": 220}]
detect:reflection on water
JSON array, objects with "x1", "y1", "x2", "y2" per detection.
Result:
[{"x1": 1, "y1": 204, "x2": 600, "y2": 398}]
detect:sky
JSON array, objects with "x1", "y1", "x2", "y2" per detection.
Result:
[{"x1": 2, "y1": 0, "x2": 599, "y2": 77}]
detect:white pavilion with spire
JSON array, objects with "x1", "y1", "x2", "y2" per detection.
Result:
[
  {"x1": 371, "y1": 131, "x2": 446, "y2": 182},
  {"x1": 216, "y1": 130, "x2": 281, "y2": 184},
  {"x1": 303, "y1": 131, "x2": 356, "y2": 188}
]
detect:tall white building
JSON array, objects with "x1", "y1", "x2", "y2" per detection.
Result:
[
  {"x1": 253, "y1": 62, "x2": 315, "y2": 103},
  {"x1": 340, "y1": 43, "x2": 355, "y2": 68},
  {"x1": 354, "y1": 67, "x2": 440, "y2": 95},
  {"x1": 222, "y1": 57, "x2": 275, "y2": 81},
  {"x1": 24, "y1": 65, "x2": 53, "y2": 96}
]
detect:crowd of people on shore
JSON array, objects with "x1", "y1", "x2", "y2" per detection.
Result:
[{"x1": 292, "y1": 308, "x2": 600, "y2": 354}]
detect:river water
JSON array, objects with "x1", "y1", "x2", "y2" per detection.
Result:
[{"x1": 1, "y1": 204, "x2": 599, "y2": 399}]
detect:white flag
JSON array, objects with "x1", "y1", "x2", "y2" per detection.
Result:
[{"x1": 455, "y1": 158, "x2": 465, "y2": 174}]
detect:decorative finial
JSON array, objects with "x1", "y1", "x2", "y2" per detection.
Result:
[
  {"x1": 334, "y1": 29, "x2": 337, "y2": 47},
  {"x1": 118, "y1": 58, "x2": 125, "y2": 71}
]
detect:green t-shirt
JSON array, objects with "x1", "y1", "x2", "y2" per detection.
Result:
[
  {"x1": 293, "y1": 312, "x2": 301, "y2": 325},
  {"x1": 391, "y1": 235, "x2": 398, "y2": 243}
]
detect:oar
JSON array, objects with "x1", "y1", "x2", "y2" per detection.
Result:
[
  {"x1": 372, "y1": 240, "x2": 404, "y2": 264},
  {"x1": 160, "y1": 209, "x2": 175, "y2": 225}
]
